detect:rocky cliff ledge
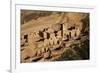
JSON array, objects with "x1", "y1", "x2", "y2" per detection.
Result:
[{"x1": 20, "y1": 10, "x2": 89, "y2": 63}]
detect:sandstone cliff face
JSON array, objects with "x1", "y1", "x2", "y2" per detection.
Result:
[{"x1": 20, "y1": 10, "x2": 89, "y2": 63}]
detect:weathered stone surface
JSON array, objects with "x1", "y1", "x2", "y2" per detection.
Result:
[{"x1": 43, "y1": 51, "x2": 50, "y2": 59}]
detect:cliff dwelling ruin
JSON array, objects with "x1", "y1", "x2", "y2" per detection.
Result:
[{"x1": 20, "y1": 10, "x2": 90, "y2": 63}]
